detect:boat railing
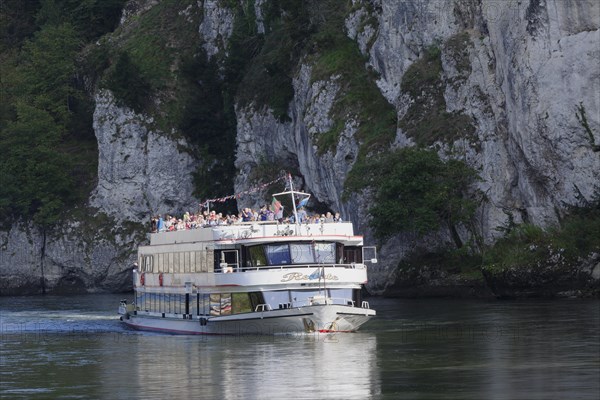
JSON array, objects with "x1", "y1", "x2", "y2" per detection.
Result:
[
  {"x1": 232, "y1": 263, "x2": 364, "y2": 273},
  {"x1": 254, "y1": 304, "x2": 272, "y2": 312},
  {"x1": 278, "y1": 297, "x2": 357, "y2": 308}
]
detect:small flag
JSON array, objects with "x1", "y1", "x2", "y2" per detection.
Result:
[
  {"x1": 270, "y1": 197, "x2": 281, "y2": 213},
  {"x1": 309, "y1": 268, "x2": 322, "y2": 280},
  {"x1": 296, "y1": 197, "x2": 309, "y2": 209}
]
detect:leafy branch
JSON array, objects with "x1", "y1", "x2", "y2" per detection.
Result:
[{"x1": 576, "y1": 102, "x2": 600, "y2": 152}]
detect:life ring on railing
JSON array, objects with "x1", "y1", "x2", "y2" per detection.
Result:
[
  {"x1": 159, "y1": 273, "x2": 164, "y2": 287},
  {"x1": 140, "y1": 273, "x2": 145, "y2": 286}
]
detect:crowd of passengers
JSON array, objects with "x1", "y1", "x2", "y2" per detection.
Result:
[{"x1": 150, "y1": 205, "x2": 343, "y2": 233}]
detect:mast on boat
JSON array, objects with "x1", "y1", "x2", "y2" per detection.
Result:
[{"x1": 272, "y1": 173, "x2": 311, "y2": 235}]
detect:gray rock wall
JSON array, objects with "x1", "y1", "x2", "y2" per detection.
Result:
[
  {"x1": 91, "y1": 90, "x2": 199, "y2": 223},
  {"x1": 233, "y1": 0, "x2": 600, "y2": 293},
  {"x1": 1, "y1": 0, "x2": 598, "y2": 295},
  {"x1": 0, "y1": 221, "x2": 135, "y2": 295}
]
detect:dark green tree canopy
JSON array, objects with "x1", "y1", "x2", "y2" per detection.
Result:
[
  {"x1": 0, "y1": 1, "x2": 118, "y2": 227},
  {"x1": 352, "y1": 147, "x2": 481, "y2": 246}
]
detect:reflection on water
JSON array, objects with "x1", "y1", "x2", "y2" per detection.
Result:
[
  {"x1": 0, "y1": 332, "x2": 379, "y2": 399},
  {"x1": 0, "y1": 295, "x2": 379, "y2": 399},
  {"x1": 119, "y1": 334, "x2": 379, "y2": 400},
  {"x1": 1, "y1": 295, "x2": 599, "y2": 399}
]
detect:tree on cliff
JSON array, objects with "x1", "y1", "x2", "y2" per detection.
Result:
[{"x1": 349, "y1": 147, "x2": 481, "y2": 248}]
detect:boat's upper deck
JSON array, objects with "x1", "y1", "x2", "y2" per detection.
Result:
[{"x1": 150, "y1": 221, "x2": 361, "y2": 246}]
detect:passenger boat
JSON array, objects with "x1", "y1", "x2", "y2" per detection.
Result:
[{"x1": 118, "y1": 176, "x2": 377, "y2": 335}]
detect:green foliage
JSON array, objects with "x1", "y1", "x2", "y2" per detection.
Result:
[
  {"x1": 105, "y1": 5, "x2": 174, "y2": 107},
  {"x1": 0, "y1": 3, "x2": 110, "y2": 227},
  {"x1": 224, "y1": 1, "x2": 264, "y2": 92},
  {"x1": 399, "y1": 44, "x2": 475, "y2": 146},
  {"x1": 21, "y1": 23, "x2": 83, "y2": 125},
  {"x1": 34, "y1": 0, "x2": 125, "y2": 41},
  {"x1": 106, "y1": 52, "x2": 152, "y2": 113},
  {"x1": 396, "y1": 199, "x2": 600, "y2": 278},
  {"x1": 444, "y1": 31, "x2": 472, "y2": 79},
  {"x1": 0, "y1": 0, "x2": 42, "y2": 50},
  {"x1": 234, "y1": 1, "x2": 312, "y2": 121},
  {"x1": 100, "y1": 1, "x2": 203, "y2": 130},
  {"x1": 311, "y1": 27, "x2": 397, "y2": 154},
  {"x1": 225, "y1": 0, "x2": 396, "y2": 162},
  {"x1": 178, "y1": 51, "x2": 237, "y2": 212},
  {"x1": 484, "y1": 200, "x2": 600, "y2": 269},
  {"x1": 350, "y1": 147, "x2": 480, "y2": 243},
  {"x1": 484, "y1": 224, "x2": 548, "y2": 268},
  {"x1": 95, "y1": 1, "x2": 238, "y2": 210},
  {"x1": 0, "y1": 104, "x2": 77, "y2": 226},
  {"x1": 397, "y1": 247, "x2": 484, "y2": 278},
  {"x1": 552, "y1": 203, "x2": 600, "y2": 259},
  {"x1": 575, "y1": 102, "x2": 600, "y2": 152}
]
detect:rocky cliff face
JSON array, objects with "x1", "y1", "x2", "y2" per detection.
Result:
[
  {"x1": 235, "y1": 0, "x2": 600, "y2": 293},
  {"x1": 1, "y1": 0, "x2": 598, "y2": 296},
  {"x1": 0, "y1": 220, "x2": 135, "y2": 295},
  {"x1": 91, "y1": 90, "x2": 199, "y2": 223},
  {"x1": 0, "y1": 89, "x2": 199, "y2": 295}
]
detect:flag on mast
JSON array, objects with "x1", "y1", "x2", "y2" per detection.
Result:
[
  {"x1": 270, "y1": 197, "x2": 281, "y2": 213},
  {"x1": 296, "y1": 197, "x2": 309, "y2": 209}
]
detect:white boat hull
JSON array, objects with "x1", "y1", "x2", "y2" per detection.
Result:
[{"x1": 120, "y1": 304, "x2": 375, "y2": 335}]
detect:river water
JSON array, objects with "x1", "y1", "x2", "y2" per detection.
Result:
[{"x1": 0, "y1": 294, "x2": 598, "y2": 399}]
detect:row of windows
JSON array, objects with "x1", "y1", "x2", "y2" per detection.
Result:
[
  {"x1": 139, "y1": 243, "x2": 365, "y2": 274},
  {"x1": 263, "y1": 289, "x2": 355, "y2": 308},
  {"x1": 247, "y1": 242, "x2": 336, "y2": 266},
  {"x1": 135, "y1": 292, "x2": 258, "y2": 316},
  {"x1": 140, "y1": 250, "x2": 214, "y2": 273},
  {"x1": 134, "y1": 289, "x2": 361, "y2": 316}
]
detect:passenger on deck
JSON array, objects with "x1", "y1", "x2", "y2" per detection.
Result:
[
  {"x1": 241, "y1": 208, "x2": 252, "y2": 222},
  {"x1": 275, "y1": 205, "x2": 284, "y2": 222},
  {"x1": 150, "y1": 206, "x2": 346, "y2": 233},
  {"x1": 296, "y1": 207, "x2": 307, "y2": 223},
  {"x1": 259, "y1": 205, "x2": 268, "y2": 221}
]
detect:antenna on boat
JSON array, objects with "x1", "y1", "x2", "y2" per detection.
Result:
[
  {"x1": 272, "y1": 173, "x2": 311, "y2": 235},
  {"x1": 288, "y1": 173, "x2": 299, "y2": 232}
]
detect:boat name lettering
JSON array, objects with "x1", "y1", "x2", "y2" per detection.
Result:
[{"x1": 280, "y1": 272, "x2": 339, "y2": 282}]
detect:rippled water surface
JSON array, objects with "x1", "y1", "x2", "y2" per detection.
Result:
[{"x1": 1, "y1": 295, "x2": 598, "y2": 399}]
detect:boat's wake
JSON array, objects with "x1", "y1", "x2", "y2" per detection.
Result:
[{"x1": 0, "y1": 310, "x2": 126, "y2": 335}]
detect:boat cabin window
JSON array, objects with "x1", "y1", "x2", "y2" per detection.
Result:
[
  {"x1": 262, "y1": 289, "x2": 358, "y2": 308},
  {"x1": 134, "y1": 292, "x2": 260, "y2": 316},
  {"x1": 248, "y1": 246, "x2": 267, "y2": 267},
  {"x1": 263, "y1": 291, "x2": 290, "y2": 309},
  {"x1": 313, "y1": 243, "x2": 335, "y2": 263},
  {"x1": 265, "y1": 244, "x2": 291, "y2": 265},
  {"x1": 343, "y1": 246, "x2": 362, "y2": 263},
  {"x1": 246, "y1": 242, "x2": 337, "y2": 267},
  {"x1": 232, "y1": 293, "x2": 252, "y2": 313},
  {"x1": 215, "y1": 250, "x2": 240, "y2": 272},
  {"x1": 206, "y1": 292, "x2": 256, "y2": 316},
  {"x1": 139, "y1": 251, "x2": 214, "y2": 274},
  {"x1": 290, "y1": 244, "x2": 313, "y2": 263},
  {"x1": 141, "y1": 255, "x2": 153, "y2": 272}
]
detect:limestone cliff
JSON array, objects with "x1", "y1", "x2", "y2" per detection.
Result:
[
  {"x1": 1, "y1": 0, "x2": 598, "y2": 296},
  {"x1": 91, "y1": 90, "x2": 199, "y2": 223},
  {"x1": 234, "y1": 0, "x2": 600, "y2": 294},
  {"x1": 0, "y1": 89, "x2": 199, "y2": 295}
]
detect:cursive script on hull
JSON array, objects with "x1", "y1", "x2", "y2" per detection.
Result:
[{"x1": 280, "y1": 272, "x2": 339, "y2": 282}]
